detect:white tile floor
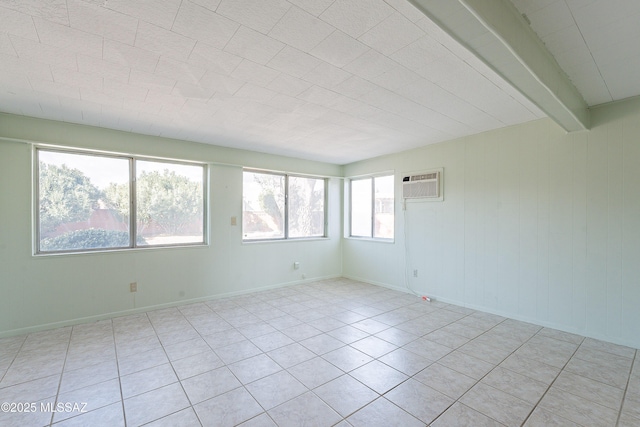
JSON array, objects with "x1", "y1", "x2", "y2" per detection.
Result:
[{"x1": 0, "y1": 278, "x2": 638, "y2": 427}]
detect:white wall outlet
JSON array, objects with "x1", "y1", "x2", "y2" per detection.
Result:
[
  {"x1": 294, "y1": 262, "x2": 300, "y2": 270},
  {"x1": 413, "y1": 270, "x2": 418, "y2": 278},
  {"x1": 130, "y1": 282, "x2": 137, "y2": 292}
]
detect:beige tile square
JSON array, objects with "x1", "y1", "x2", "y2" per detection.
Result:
[
  {"x1": 171, "y1": 350, "x2": 224, "y2": 380},
  {"x1": 287, "y1": 357, "x2": 342, "y2": 389},
  {"x1": 438, "y1": 350, "x2": 494, "y2": 380},
  {"x1": 378, "y1": 348, "x2": 432, "y2": 376},
  {"x1": 120, "y1": 363, "x2": 178, "y2": 398},
  {"x1": 347, "y1": 397, "x2": 423, "y2": 427},
  {"x1": 385, "y1": 378, "x2": 454, "y2": 424},
  {"x1": 267, "y1": 343, "x2": 316, "y2": 369},
  {"x1": 350, "y1": 336, "x2": 397, "y2": 358},
  {"x1": 53, "y1": 378, "x2": 121, "y2": 423},
  {"x1": 245, "y1": 371, "x2": 307, "y2": 410},
  {"x1": 413, "y1": 362, "x2": 476, "y2": 400},
  {"x1": 499, "y1": 353, "x2": 560, "y2": 385},
  {"x1": 460, "y1": 382, "x2": 533, "y2": 427},
  {"x1": 182, "y1": 366, "x2": 242, "y2": 404},
  {"x1": 268, "y1": 392, "x2": 341, "y2": 427},
  {"x1": 538, "y1": 386, "x2": 618, "y2": 427},
  {"x1": 480, "y1": 367, "x2": 548, "y2": 404},
  {"x1": 553, "y1": 370, "x2": 624, "y2": 409},
  {"x1": 194, "y1": 387, "x2": 263, "y2": 427},
  {"x1": 228, "y1": 354, "x2": 282, "y2": 384},
  {"x1": 523, "y1": 407, "x2": 581, "y2": 426},
  {"x1": 50, "y1": 402, "x2": 125, "y2": 427},
  {"x1": 314, "y1": 374, "x2": 378, "y2": 417},
  {"x1": 124, "y1": 383, "x2": 190, "y2": 426},
  {"x1": 300, "y1": 333, "x2": 345, "y2": 355},
  {"x1": 214, "y1": 340, "x2": 262, "y2": 365},
  {"x1": 350, "y1": 360, "x2": 408, "y2": 394},
  {"x1": 251, "y1": 331, "x2": 295, "y2": 352}
]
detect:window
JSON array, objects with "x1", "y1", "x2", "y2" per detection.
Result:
[
  {"x1": 350, "y1": 174, "x2": 394, "y2": 239},
  {"x1": 242, "y1": 170, "x2": 326, "y2": 241},
  {"x1": 36, "y1": 148, "x2": 206, "y2": 254}
]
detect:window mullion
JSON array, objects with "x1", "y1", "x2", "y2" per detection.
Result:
[
  {"x1": 371, "y1": 177, "x2": 375, "y2": 238},
  {"x1": 130, "y1": 158, "x2": 136, "y2": 248},
  {"x1": 284, "y1": 174, "x2": 289, "y2": 239}
]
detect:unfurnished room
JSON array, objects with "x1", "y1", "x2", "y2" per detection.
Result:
[{"x1": 0, "y1": 0, "x2": 639, "y2": 426}]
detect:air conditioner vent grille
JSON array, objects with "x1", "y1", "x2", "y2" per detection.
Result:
[
  {"x1": 402, "y1": 170, "x2": 442, "y2": 200},
  {"x1": 411, "y1": 172, "x2": 437, "y2": 181}
]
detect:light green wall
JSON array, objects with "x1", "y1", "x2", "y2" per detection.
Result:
[
  {"x1": 3, "y1": 96, "x2": 640, "y2": 348},
  {"x1": 0, "y1": 114, "x2": 343, "y2": 337},
  {"x1": 343, "y1": 97, "x2": 640, "y2": 349}
]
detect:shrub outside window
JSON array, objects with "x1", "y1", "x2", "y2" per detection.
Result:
[
  {"x1": 350, "y1": 174, "x2": 394, "y2": 239},
  {"x1": 242, "y1": 170, "x2": 326, "y2": 241},
  {"x1": 36, "y1": 148, "x2": 206, "y2": 254}
]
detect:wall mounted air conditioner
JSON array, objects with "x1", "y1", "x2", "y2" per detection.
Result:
[{"x1": 402, "y1": 169, "x2": 443, "y2": 201}]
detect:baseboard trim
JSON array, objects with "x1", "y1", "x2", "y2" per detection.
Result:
[{"x1": 0, "y1": 274, "x2": 341, "y2": 338}]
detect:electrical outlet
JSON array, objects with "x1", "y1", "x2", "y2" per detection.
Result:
[
  {"x1": 294, "y1": 262, "x2": 300, "y2": 270},
  {"x1": 130, "y1": 282, "x2": 137, "y2": 292},
  {"x1": 230, "y1": 216, "x2": 237, "y2": 226},
  {"x1": 413, "y1": 269, "x2": 418, "y2": 278}
]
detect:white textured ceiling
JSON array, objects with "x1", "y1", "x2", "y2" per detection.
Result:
[
  {"x1": 511, "y1": 0, "x2": 640, "y2": 106},
  {"x1": 0, "y1": 1, "x2": 633, "y2": 164}
]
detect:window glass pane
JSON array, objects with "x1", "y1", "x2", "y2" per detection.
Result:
[
  {"x1": 243, "y1": 171, "x2": 285, "y2": 240},
  {"x1": 136, "y1": 160, "x2": 204, "y2": 246},
  {"x1": 38, "y1": 150, "x2": 130, "y2": 252},
  {"x1": 350, "y1": 178, "x2": 372, "y2": 237},
  {"x1": 289, "y1": 176, "x2": 325, "y2": 238},
  {"x1": 374, "y1": 175, "x2": 394, "y2": 239}
]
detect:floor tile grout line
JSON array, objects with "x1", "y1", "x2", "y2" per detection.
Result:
[
  {"x1": 47, "y1": 327, "x2": 73, "y2": 427},
  {"x1": 518, "y1": 333, "x2": 586, "y2": 427},
  {"x1": 110, "y1": 318, "x2": 129, "y2": 427},
  {"x1": 4, "y1": 279, "x2": 638, "y2": 426},
  {"x1": 615, "y1": 348, "x2": 637, "y2": 427}
]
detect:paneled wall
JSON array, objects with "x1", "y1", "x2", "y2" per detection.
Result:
[{"x1": 343, "y1": 97, "x2": 640, "y2": 348}]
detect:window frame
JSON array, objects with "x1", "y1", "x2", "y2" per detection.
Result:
[
  {"x1": 349, "y1": 173, "x2": 395, "y2": 241},
  {"x1": 34, "y1": 146, "x2": 208, "y2": 255},
  {"x1": 242, "y1": 168, "x2": 328, "y2": 242}
]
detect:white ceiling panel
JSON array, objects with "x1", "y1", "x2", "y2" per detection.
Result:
[
  {"x1": 10, "y1": 34, "x2": 77, "y2": 70},
  {"x1": 171, "y1": 1, "x2": 238, "y2": 50},
  {"x1": 1, "y1": 0, "x2": 638, "y2": 164},
  {"x1": 216, "y1": 0, "x2": 291, "y2": 34},
  {"x1": 0, "y1": 0, "x2": 68, "y2": 25},
  {"x1": 265, "y1": 74, "x2": 313, "y2": 97},
  {"x1": 287, "y1": 0, "x2": 334, "y2": 17},
  {"x1": 76, "y1": 54, "x2": 130, "y2": 84},
  {"x1": 358, "y1": 12, "x2": 423, "y2": 56},
  {"x1": 103, "y1": 40, "x2": 159, "y2": 74},
  {"x1": 188, "y1": 43, "x2": 243, "y2": 76},
  {"x1": 67, "y1": 0, "x2": 138, "y2": 45},
  {"x1": 134, "y1": 21, "x2": 196, "y2": 62},
  {"x1": 155, "y1": 57, "x2": 206, "y2": 86},
  {"x1": 302, "y1": 62, "x2": 352, "y2": 88},
  {"x1": 0, "y1": 6, "x2": 39, "y2": 41},
  {"x1": 309, "y1": 30, "x2": 369, "y2": 68},
  {"x1": 267, "y1": 46, "x2": 322, "y2": 78},
  {"x1": 268, "y1": 6, "x2": 335, "y2": 52},
  {"x1": 231, "y1": 60, "x2": 281, "y2": 87},
  {"x1": 102, "y1": 0, "x2": 182, "y2": 30},
  {"x1": 342, "y1": 48, "x2": 397, "y2": 80},
  {"x1": 0, "y1": 32, "x2": 14, "y2": 56},
  {"x1": 224, "y1": 26, "x2": 285, "y2": 66},
  {"x1": 129, "y1": 70, "x2": 176, "y2": 95},
  {"x1": 319, "y1": 0, "x2": 394, "y2": 38}
]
